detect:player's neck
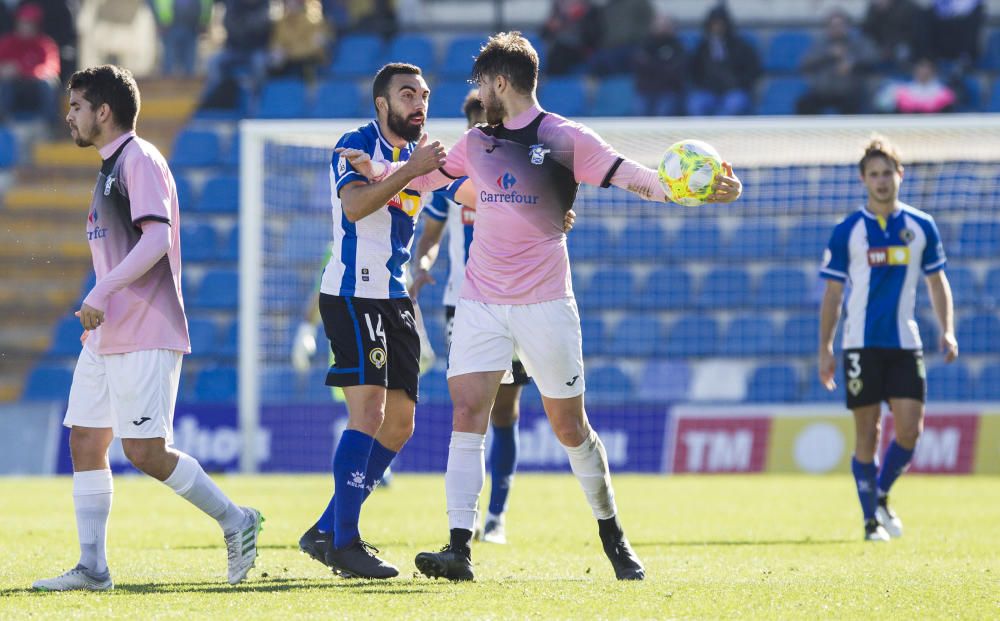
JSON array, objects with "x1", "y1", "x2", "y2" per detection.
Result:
[
  {"x1": 866, "y1": 198, "x2": 897, "y2": 219},
  {"x1": 501, "y1": 95, "x2": 538, "y2": 126},
  {"x1": 92, "y1": 126, "x2": 129, "y2": 151}
]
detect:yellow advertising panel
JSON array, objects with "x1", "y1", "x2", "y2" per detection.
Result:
[
  {"x1": 974, "y1": 411, "x2": 1000, "y2": 474},
  {"x1": 767, "y1": 413, "x2": 854, "y2": 474}
]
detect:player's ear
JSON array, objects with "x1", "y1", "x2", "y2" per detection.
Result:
[{"x1": 374, "y1": 96, "x2": 387, "y2": 115}]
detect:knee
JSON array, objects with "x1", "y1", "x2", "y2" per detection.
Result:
[
  {"x1": 122, "y1": 441, "x2": 163, "y2": 473},
  {"x1": 896, "y1": 423, "x2": 922, "y2": 449},
  {"x1": 552, "y1": 418, "x2": 589, "y2": 448}
]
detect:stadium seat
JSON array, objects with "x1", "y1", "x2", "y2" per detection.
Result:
[
  {"x1": 603, "y1": 313, "x2": 663, "y2": 357},
  {"x1": 263, "y1": 268, "x2": 311, "y2": 314},
  {"x1": 194, "y1": 366, "x2": 237, "y2": 402},
  {"x1": 926, "y1": 362, "x2": 972, "y2": 401},
  {"x1": 722, "y1": 315, "x2": 777, "y2": 357},
  {"x1": 174, "y1": 173, "x2": 195, "y2": 211},
  {"x1": 989, "y1": 81, "x2": 1000, "y2": 112},
  {"x1": 431, "y1": 79, "x2": 475, "y2": 118},
  {"x1": 781, "y1": 221, "x2": 835, "y2": 260},
  {"x1": 764, "y1": 31, "x2": 813, "y2": 73},
  {"x1": 0, "y1": 126, "x2": 17, "y2": 167},
  {"x1": 609, "y1": 220, "x2": 667, "y2": 262},
  {"x1": 746, "y1": 364, "x2": 799, "y2": 402},
  {"x1": 918, "y1": 266, "x2": 978, "y2": 309},
  {"x1": 578, "y1": 268, "x2": 635, "y2": 310},
  {"x1": 329, "y1": 34, "x2": 384, "y2": 77},
  {"x1": 956, "y1": 220, "x2": 1000, "y2": 258},
  {"x1": 696, "y1": 267, "x2": 751, "y2": 309},
  {"x1": 983, "y1": 267, "x2": 1000, "y2": 308},
  {"x1": 667, "y1": 220, "x2": 720, "y2": 261},
  {"x1": 181, "y1": 224, "x2": 218, "y2": 262},
  {"x1": 197, "y1": 174, "x2": 239, "y2": 213},
  {"x1": 635, "y1": 267, "x2": 692, "y2": 311},
  {"x1": 311, "y1": 80, "x2": 364, "y2": 118},
  {"x1": 218, "y1": 225, "x2": 239, "y2": 263},
  {"x1": 801, "y1": 367, "x2": 845, "y2": 402},
  {"x1": 722, "y1": 222, "x2": 780, "y2": 261},
  {"x1": 754, "y1": 267, "x2": 812, "y2": 309},
  {"x1": 589, "y1": 77, "x2": 637, "y2": 116},
  {"x1": 567, "y1": 221, "x2": 613, "y2": 261},
  {"x1": 660, "y1": 315, "x2": 718, "y2": 358},
  {"x1": 538, "y1": 76, "x2": 588, "y2": 117},
  {"x1": 284, "y1": 216, "x2": 331, "y2": 265},
  {"x1": 187, "y1": 317, "x2": 218, "y2": 356},
  {"x1": 23, "y1": 365, "x2": 74, "y2": 400},
  {"x1": 637, "y1": 359, "x2": 691, "y2": 402},
  {"x1": 917, "y1": 313, "x2": 939, "y2": 352},
  {"x1": 777, "y1": 314, "x2": 819, "y2": 356},
  {"x1": 586, "y1": 364, "x2": 635, "y2": 404},
  {"x1": 257, "y1": 79, "x2": 308, "y2": 119},
  {"x1": 218, "y1": 319, "x2": 238, "y2": 358},
  {"x1": 955, "y1": 76, "x2": 983, "y2": 112},
  {"x1": 420, "y1": 369, "x2": 451, "y2": 405},
  {"x1": 974, "y1": 364, "x2": 1000, "y2": 400},
  {"x1": 580, "y1": 315, "x2": 605, "y2": 357},
  {"x1": 170, "y1": 130, "x2": 221, "y2": 168},
  {"x1": 980, "y1": 30, "x2": 1000, "y2": 70},
  {"x1": 384, "y1": 33, "x2": 436, "y2": 71},
  {"x1": 191, "y1": 269, "x2": 239, "y2": 310},
  {"x1": 48, "y1": 315, "x2": 84, "y2": 356},
  {"x1": 757, "y1": 77, "x2": 808, "y2": 115},
  {"x1": 221, "y1": 133, "x2": 240, "y2": 169},
  {"x1": 440, "y1": 34, "x2": 489, "y2": 79},
  {"x1": 956, "y1": 313, "x2": 1000, "y2": 354}
]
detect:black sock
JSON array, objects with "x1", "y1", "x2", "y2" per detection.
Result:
[
  {"x1": 598, "y1": 515, "x2": 623, "y2": 542},
  {"x1": 450, "y1": 528, "x2": 473, "y2": 554}
]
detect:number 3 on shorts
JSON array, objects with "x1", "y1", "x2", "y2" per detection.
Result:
[{"x1": 847, "y1": 352, "x2": 861, "y2": 379}]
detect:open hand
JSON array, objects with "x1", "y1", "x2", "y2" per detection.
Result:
[
  {"x1": 706, "y1": 162, "x2": 742, "y2": 203},
  {"x1": 403, "y1": 134, "x2": 447, "y2": 177},
  {"x1": 334, "y1": 147, "x2": 379, "y2": 178}
]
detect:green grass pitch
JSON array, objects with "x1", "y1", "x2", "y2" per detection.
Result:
[{"x1": 1, "y1": 474, "x2": 997, "y2": 619}]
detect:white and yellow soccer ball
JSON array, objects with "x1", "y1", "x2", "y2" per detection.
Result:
[{"x1": 658, "y1": 139, "x2": 723, "y2": 207}]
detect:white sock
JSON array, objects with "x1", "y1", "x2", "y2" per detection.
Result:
[
  {"x1": 163, "y1": 452, "x2": 245, "y2": 534},
  {"x1": 73, "y1": 469, "x2": 113, "y2": 574},
  {"x1": 445, "y1": 432, "x2": 486, "y2": 531},
  {"x1": 563, "y1": 429, "x2": 618, "y2": 520}
]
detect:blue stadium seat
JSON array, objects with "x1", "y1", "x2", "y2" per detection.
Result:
[
  {"x1": 603, "y1": 313, "x2": 662, "y2": 357},
  {"x1": 431, "y1": 79, "x2": 475, "y2": 118},
  {"x1": 421, "y1": 369, "x2": 451, "y2": 405},
  {"x1": 609, "y1": 220, "x2": 666, "y2": 262},
  {"x1": 192, "y1": 269, "x2": 238, "y2": 310},
  {"x1": 956, "y1": 313, "x2": 1000, "y2": 354},
  {"x1": 329, "y1": 34, "x2": 384, "y2": 77},
  {"x1": 660, "y1": 315, "x2": 718, "y2": 358},
  {"x1": 567, "y1": 221, "x2": 613, "y2": 261},
  {"x1": 218, "y1": 225, "x2": 239, "y2": 263},
  {"x1": 440, "y1": 34, "x2": 488, "y2": 79},
  {"x1": 194, "y1": 366, "x2": 237, "y2": 402},
  {"x1": 754, "y1": 267, "x2": 812, "y2": 309},
  {"x1": 170, "y1": 130, "x2": 221, "y2": 168},
  {"x1": 764, "y1": 31, "x2": 813, "y2": 72},
  {"x1": 263, "y1": 268, "x2": 311, "y2": 314},
  {"x1": 956, "y1": 220, "x2": 1000, "y2": 258},
  {"x1": 777, "y1": 314, "x2": 819, "y2": 356},
  {"x1": 174, "y1": 173, "x2": 195, "y2": 211},
  {"x1": 955, "y1": 76, "x2": 983, "y2": 112},
  {"x1": 590, "y1": 77, "x2": 637, "y2": 116},
  {"x1": 284, "y1": 216, "x2": 331, "y2": 264},
  {"x1": 48, "y1": 315, "x2": 84, "y2": 356},
  {"x1": 918, "y1": 266, "x2": 978, "y2": 309},
  {"x1": 538, "y1": 76, "x2": 587, "y2": 117},
  {"x1": 926, "y1": 362, "x2": 972, "y2": 401},
  {"x1": 261, "y1": 367, "x2": 330, "y2": 404},
  {"x1": 781, "y1": 221, "x2": 835, "y2": 260},
  {"x1": 983, "y1": 267, "x2": 1000, "y2": 308},
  {"x1": 917, "y1": 313, "x2": 939, "y2": 352},
  {"x1": 586, "y1": 365, "x2": 635, "y2": 404},
  {"x1": 635, "y1": 267, "x2": 692, "y2": 311},
  {"x1": 221, "y1": 133, "x2": 240, "y2": 169},
  {"x1": 580, "y1": 315, "x2": 605, "y2": 357},
  {"x1": 746, "y1": 364, "x2": 798, "y2": 402},
  {"x1": 384, "y1": 33, "x2": 436, "y2": 70},
  {"x1": 757, "y1": 77, "x2": 808, "y2": 115},
  {"x1": 980, "y1": 30, "x2": 1000, "y2": 70},
  {"x1": 23, "y1": 365, "x2": 74, "y2": 400},
  {"x1": 802, "y1": 367, "x2": 845, "y2": 402},
  {"x1": 637, "y1": 360, "x2": 691, "y2": 402},
  {"x1": 197, "y1": 174, "x2": 239, "y2": 213},
  {"x1": 667, "y1": 220, "x2": 720, "y2": 261},
  {"x1": 696, "y1": 267, "x2": 751, "y2": 309},
  {"x1": 990, "y1": 81, "x2": 1000, "y2": 112},
  {"x1": 722, "y1": 316, "x2": 777, "y2": 356},
  {"x1": 257, "y1": 79, "x2": 308, "y2": 118},
  {"x1": 218, "y1": 319, "x2": 238, "y2": 358},
  {"x1": 181, "y1": 224, "x2": 218, "y2": 262},
  {"x1": 0, "y1": 127, "x2": 17, "y2": 167},
  {"x1": 578, "y1": 268, "x2": 635, "y2": 310},
  {"x1": 311, "y1": 80, "x2": 364, "y2": 118},
  {"x1": 187, "y1": 318, "x2": 218, "y2": 356},
  {"x1": 974, "y1": 364, "x2": 1000, "y2": 400},
  {"x1": 722, "y1": 222, "x2": 780, "y2": 261}
]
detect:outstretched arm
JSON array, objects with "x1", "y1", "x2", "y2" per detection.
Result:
[{"x1": 607, "y1": 158, "x2": 742, "y2": 204}]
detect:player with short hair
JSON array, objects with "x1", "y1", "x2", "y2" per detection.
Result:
[
  {"x1": 33, "y1": 65, "x2": 262, "y2": 592},
  {"x1": 295, "y1": 62, "x2": 446, "y2": 579},
  {"x1": 819, "y1": 135, "x2": 958, "y2": 542},
  {"x1": 352, "y1": 32, "x2": 741, "y2": 581}
]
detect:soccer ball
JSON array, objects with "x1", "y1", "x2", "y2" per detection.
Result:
[{"x1": 658, "y1": 139, "x2": 723, "y2": 207}]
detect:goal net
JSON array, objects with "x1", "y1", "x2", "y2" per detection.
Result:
[{"x1": 239, "y1": 115, "x2": 1000, "y2": 473}]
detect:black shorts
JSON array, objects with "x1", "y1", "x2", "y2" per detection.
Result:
[
  {"x1": 320, "y1": 294, "x2": 420, "y2": 402},
  {"x1": 843, "y1": 348, "x2": 926, "y2": 409},
  {"x1": 445, "y1": 305, "x2": 531, "y2": 386}
]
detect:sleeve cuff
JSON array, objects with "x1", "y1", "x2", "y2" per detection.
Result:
[
  {"x1": 335, "y1": 171, "x2": 366, "y2": 195},
  {"x1": 819, "y1": 268, "x2": 847, "y2": 282},
  {"x1": 923, "y1": 259, "x2": 946, "y2": 274}
]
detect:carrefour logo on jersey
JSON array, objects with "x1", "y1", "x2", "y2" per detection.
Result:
[
  {"x1": 480, "y1": 171, "x2": 539, "y2": 205},
  {"x1": 87, "y1": 208, "x2": 108, "y2": 240}
]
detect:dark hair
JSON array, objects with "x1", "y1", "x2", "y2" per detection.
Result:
[
  {"x1": 372, "y1": 62, "x2": 422, "y2": 105},
  {"x1": 462, "y1": 89, "x2": 483, "y2": 123},
  {"x1": 67, "y1": 65, "x2": 140, "y2": 130},
  {"x1": 859, "y1": 134, "x2": 903, "y2": 174},
  {"x1": 471, "y1": 31, "x2": 538, "y2": 95}
]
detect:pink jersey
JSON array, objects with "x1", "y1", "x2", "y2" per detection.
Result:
[
  {"x1": 440, "y1": 104, "x2": 623, "y2": 304},
  {"x1": 82, "y1": 132, "x2": 190, "y2": 354}
]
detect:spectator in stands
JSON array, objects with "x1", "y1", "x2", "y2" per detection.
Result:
[
  {"x1": 200, "y1": 0, "x2": 271, "y2": 108},
  {"x1": 796, "y1": 9, "x2": 877, "y2": 115},
  {"x1": 686, "y1": 5, "x2": 759, "y2": 116},
  {"x1": 30, "y1": 0, "x2": 78, "y2": 84},
  {"x1": 152, "y1": 0, "x2": 212, "y2": 78},
  {"x1": 863, "y1": 0, "x2": 921, "y2": 71},
  {"x1": 0, "y1": 3, "x2": 60, "y2": 124},
  {"x1": 540, "y1": 0, "x2": 601, "y2": 75},
  {"x1": 925, "y1": 0, "x2": 984, "y2": 65},
  {"x1": 588, "y1": 0, "x2": 653, "y2": 76},
  {"x1": 269, "y1": 0, "x2": 329, "y2": 81},
  {"x1": 351, "y1": 0, "x2": 398, "y2": 39},
  {"x1": 632, "y1": 13, "x2": 686, "y2": 116},
  {"x1": 894, "y1": 57, "x2": 957, "y2": 113}
]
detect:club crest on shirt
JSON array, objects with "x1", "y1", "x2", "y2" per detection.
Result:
[
  {"x1": 369, "y1": 347, "x2": 387, "y2": 369},
  {"x1": 899, "y1": 228, "x2": 915, "y2": 244},
  {"x1": 848, "y1": 378, "x2": 864, "y2": 396},
  {"x1": 337, "y1": 155, "x2": 347, "y2": 176},
  {"x1": 104, "y1": 175, "x2": 115, "y2": 196},
  {"x1": 528, "y1": 143, "x2": 550, "y2": 165}
]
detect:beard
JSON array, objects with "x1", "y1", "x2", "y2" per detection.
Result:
[
  {"x1": 386, "y1": 103, "x2": 424, "y2": 143},
  {"x1": 71, "y1": 123, "x2": 98, "y2": 148},
  {"x1": 483, "y1": 97, "x2": 505, "y2": 125}
]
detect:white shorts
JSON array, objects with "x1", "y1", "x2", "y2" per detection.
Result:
[
  {"x1": 63, "y1": 345, "x2": 182, "y2": 442},
  {"x1": 447, "y1": 297, "x2": 585, "y2": 399}
]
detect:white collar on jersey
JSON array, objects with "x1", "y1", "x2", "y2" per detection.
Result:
[{"x1": 861, "y1": 203, "x2": 903, "y2": 220}]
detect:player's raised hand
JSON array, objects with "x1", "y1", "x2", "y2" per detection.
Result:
[
  {"x1": 334, "y1": 147, "x2": 382, "y2": 179},
  {"x1": 818, "y1": 347, "x2": 837, "y2": 391},
  {"x1": 940, "y1": 332, "x2": 959, "y2": 363},
  {"x1": 563, "y1": 209, "x2": 577, "y2": 233},
  {"x1": 403, "y1": 134, "x2": 447, "y2": 176},
  {"x1": 408, "y1": 265, "x2": 435, "y2": 300},
  {"x1": 706, "y1": 162, "x2": 742, "y2": 203},
  {"x1": 76, "y1": 304, "x2": 104, "y2": 331}
]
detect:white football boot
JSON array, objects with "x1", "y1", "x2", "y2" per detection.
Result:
[
  {"x1": 32, "y1": 565, "x2": 113, "y2": 591},
  {"x1": 225, "y1": 507, "x2": 264, "y2": 584}
]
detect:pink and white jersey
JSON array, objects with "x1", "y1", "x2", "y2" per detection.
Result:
[
  {"x1": 439, "y1": 104, "x2": 623, "y2": 304},
  {"x1": 83, "y1": 132, "x2": 190, "y2": 354}
]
